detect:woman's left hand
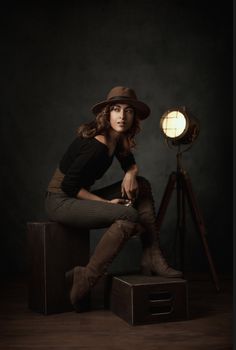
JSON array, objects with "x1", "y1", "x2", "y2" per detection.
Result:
[{"x1": 121, "y1": 171, "x2": 139, "y2": 201}]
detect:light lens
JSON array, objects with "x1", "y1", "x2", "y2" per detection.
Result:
[{"x1": 161, "y1": 111, "x2": 187, "y2": 138}]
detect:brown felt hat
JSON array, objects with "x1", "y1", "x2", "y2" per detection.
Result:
[{"x1": 91, "y1": 86, "x2": 151, "y2": 120}]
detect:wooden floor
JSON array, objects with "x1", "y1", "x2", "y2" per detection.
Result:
[{"x1": 0, "y1": 274, "x2": 233, "y2": 350}]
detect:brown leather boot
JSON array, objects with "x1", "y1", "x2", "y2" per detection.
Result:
[
  {"x1": 65, "y1": 219, "x2": 142, "y2": 311},
  {"x1": 135, "y1": 176, "x2": 183, "y2": 278},
  {"x1": 141, "y1": 242, "x2": 183, "y2": 277}
]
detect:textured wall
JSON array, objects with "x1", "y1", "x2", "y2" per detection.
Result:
[{"x1": 0, "y1": 0, "x2": 232, "y2": 275}]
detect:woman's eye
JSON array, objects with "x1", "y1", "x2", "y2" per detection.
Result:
[{"x1": 114, "y1": 107, "x2": 120, "y2": 112}]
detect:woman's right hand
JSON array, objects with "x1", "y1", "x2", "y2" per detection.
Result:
[{"x1": 109, "y1": 198, "x2": 132, "y2": 206}]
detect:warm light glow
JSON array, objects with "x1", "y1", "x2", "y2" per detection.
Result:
[{"x1": 161, "y1": 111, "x2": 187, "y2": 138}]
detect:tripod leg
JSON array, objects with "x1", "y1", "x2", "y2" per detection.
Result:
[
  {"x1": 156, "y1": 172, "x2": 176, "y2": 231},
  {"x1": 182, "y1": 171, "x2": 220, "y2": 292},
  {"x1": 177, "y1": 174, "x2": 186, "y2": 272}
]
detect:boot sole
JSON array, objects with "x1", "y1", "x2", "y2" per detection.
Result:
[{"x1": 141, "y1": 266, "x2": 183, "y2": 278}]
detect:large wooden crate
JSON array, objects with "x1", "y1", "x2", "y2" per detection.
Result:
[
  {"x1": 27, "y1": 222, "x2": 90, "y2": 314},
  {"x1": 110, "y1": 275, "x2": 188, "y2": 325}
]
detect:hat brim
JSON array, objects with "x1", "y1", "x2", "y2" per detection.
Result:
[{"x1": 91, "y1": 98, "x2": 150, "y2": 120}]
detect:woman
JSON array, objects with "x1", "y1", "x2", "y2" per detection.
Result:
[{"x1": 46, "y1": 86, "x2": 182, "y2": 311}]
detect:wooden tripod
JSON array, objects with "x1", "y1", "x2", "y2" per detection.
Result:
[{"x1": 156, "y1": 152, "x2": 220, "y2": 292}]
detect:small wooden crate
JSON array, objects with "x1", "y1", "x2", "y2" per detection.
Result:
[
  {"x1": 27, "y1": 222, "x2": 90, "y2": 314},
  {"x1": 110, "y1": 275, "x2": 188, "y2": 325}
]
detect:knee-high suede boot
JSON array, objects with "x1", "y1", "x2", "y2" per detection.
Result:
[
  {"x1": 66, "y1": 219, "x2": 142, "y2": 310},
  {"x1": 135, "y1": 177, "x2": 183, "y2": 278}
]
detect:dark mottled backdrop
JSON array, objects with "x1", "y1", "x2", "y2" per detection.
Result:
[{"x1": 0, "y1": 0, "x2": 232, "y2": 276}]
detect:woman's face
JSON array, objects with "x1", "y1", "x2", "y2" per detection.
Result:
[{"x1": 109, "y1": 104, "x2": 134, "y2": 134}]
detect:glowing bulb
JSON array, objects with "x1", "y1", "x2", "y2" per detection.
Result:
[{"x1": 161, "y1": 111, "x2": 187, "y2": 138}]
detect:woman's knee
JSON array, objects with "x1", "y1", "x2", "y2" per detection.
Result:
[
  {"x1": 118, "y1": 206, "x2": 139, "y2": 223},
  {"x1": 115, "y1": 219, "x2": 144, "y2": 239}
]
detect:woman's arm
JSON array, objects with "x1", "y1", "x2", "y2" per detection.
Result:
[
  {"x1": 121, "y1": 164, "x2": 139, "y2": 200},
  {"x1": 115, "y1": 150, "x2": 138, "y2": 200}
]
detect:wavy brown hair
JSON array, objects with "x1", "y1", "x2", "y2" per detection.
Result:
[{"x1": 77, "y1": 104, "x2": 141, "y2": 155}]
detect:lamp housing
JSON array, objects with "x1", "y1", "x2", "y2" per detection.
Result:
[{"x1": 160, "y1": 107, "x2": 200, "y2": 146}]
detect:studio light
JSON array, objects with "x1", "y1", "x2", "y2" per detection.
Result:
[
  {"x1": 160, "y1": 106, "x2": 200, "y2": 146},
  {"x1": 157, "y1": 106, "x2": 219, "y2": 291}
]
